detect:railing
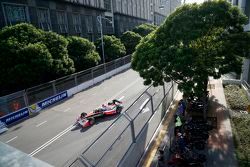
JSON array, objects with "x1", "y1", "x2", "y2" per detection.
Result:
[
  {"x1": 66, "y1": 81, "x2": 178, "y2": 167},
  {"x1": 0, "y1": 55, "x2": 131, "y2": 117}
]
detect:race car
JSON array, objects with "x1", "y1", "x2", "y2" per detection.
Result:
[{"x1": 74, "y1": 99, "x2": 123, "y2": 128}]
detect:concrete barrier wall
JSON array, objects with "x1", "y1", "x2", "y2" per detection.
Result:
[
  {"x1": 67, "y1": 63, "x2": 130, "y2": 97},
  {"x1": 222, "y1": 79, "x2": 241, "y2": 85}
]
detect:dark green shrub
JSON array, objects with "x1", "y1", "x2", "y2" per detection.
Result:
[
  {"x1": 132, "y1": 23, "x2": 158, "y2": 37},
  {"x1": 67, "y1": 36, "x2": 100, "y2": 71},
  {"x1": 121, "y1": 31, "x2": 142, "y2": 55},
  {"x1": 95, "y1": 35, "x2": 126, "y2": 62},
  {"x1": 0, "y1": 23, "x2": 75, "y2": 95}
]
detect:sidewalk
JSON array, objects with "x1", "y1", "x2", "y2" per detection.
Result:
[
  {"x1": 140, "y1": 78, "x2": 238, "y2": 167},
  {"x1": 206, "y1": 78, "x2": 238, "y2": 167}
]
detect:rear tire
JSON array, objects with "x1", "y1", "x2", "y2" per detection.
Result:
[
  {"x1": 116, "y1": 106, "x2": 122, "y2": 114},
  {"x1": 89, "y1": 118, "x2": 95, "y2": 125}
]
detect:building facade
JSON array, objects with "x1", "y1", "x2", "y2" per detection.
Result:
[
  {"x1": 227, "y1": 0, "x2": 250, "y2": 82},
  {"x1": 0, "y1": 0, "x2": 182, "y2": 40}
]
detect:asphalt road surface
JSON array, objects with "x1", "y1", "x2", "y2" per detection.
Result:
[{"x1": 0, "y1": 69, "x2": 149, "y2": 166}]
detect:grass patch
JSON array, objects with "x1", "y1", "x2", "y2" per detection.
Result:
[
  {"x1": 231, "y1": 117, "x2": 250, "y2": 167},
  {"x1": 224, "y1": 84, "x2": 250, "y2": 166},
  {"x1": 224, "y1": 85, "x2": 249, "y2": 110}
]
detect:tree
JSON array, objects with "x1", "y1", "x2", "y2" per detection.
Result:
[
  {"x1": 132, "y1": 1, "x2": 250, "y2": 97},
  {"x1": 0, "y1": 23, "x2": 75, "y2": 95},
  {"x1": 121, "y1": 31, "x2": 142, "y2": 55},
  {"x1": 95, "y1": 35, "x2": 126, "y2": 62},
  {"x1": 132, "y1": 23, "x2": 158, "y2": 37},
  {"x1": 67, "y1": 36, "x2": 100, "y2": 71},
  {"x1": 42, "y1": 31, "x2": 75, "y2": 78}
]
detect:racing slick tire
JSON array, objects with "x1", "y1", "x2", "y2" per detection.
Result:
[
  {"x1": 81, "y1": 112, "x2": 87, "y2": 118},
  {"x1": 116, "y1": 106, "x2": 123, "y2": 114},
  {"x1": 89, "y1": 118, "x2": 95, "y2": 125}
]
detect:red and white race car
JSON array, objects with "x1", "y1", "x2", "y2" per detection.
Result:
[{"x1": 74, "y1": 99, "x2": 123, "y2": 128}]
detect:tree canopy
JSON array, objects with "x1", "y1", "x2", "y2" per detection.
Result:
[
  {"x1": 42, "y1": 31, "x2": 75, "y2": 78},
  {"x1": 67, "y1": 36, "x2": 100, "y2": 71},
  {"x1": 132, "y1": 0, "x2": 250, "y2": 97},
  {"x1": 121, "y1": 31, "x2": 142, "y2": 55},
  {"x1": 132, "y1": 23, "x2": 158, "y2": 37},
  {"x1": 95, "y1": 35, "x2": 126, "y2": 62},
  {"x1": 0, "y1": 23, "x2": 75, "y2": 95}
]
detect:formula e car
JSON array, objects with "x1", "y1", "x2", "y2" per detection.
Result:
[{"x1": 74, "y1": 99, "x2": 123, "y2": 128}]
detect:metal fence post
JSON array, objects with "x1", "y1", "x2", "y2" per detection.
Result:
[
  {"x1": 23, "y1": 91, "x2": 29, "y2": 107},
  {"x1": 123, "y1": 113, "x2": 136, "y2": 143},
  {"x1": 171, "y1": 80, "x2": 174, "y2": 101},
  {"x1": 80, "y1": 155, "x2": 95, "y2": 167},
  {"x1": 74, "y1": 74, "x2": 78, "y2": 86},
  {"x1": 130, "y1": 120, "x2": 136, "y2": 143},
  {"x1": 123, "y1": 57, "x2": 125, "y2": 65},
  {"x1": 104, "y1": 63, "x2": 107, "y2": 74},
  {"x1": 145, "y1": 91, "x2": 154, "y2": 115},
  {"x1": 163, "y1": 83, "x2": 166, "y2": 96},
  {"x1": 91, "y1": 68, "x2": 94, "y2": 80},
  {"x1": 52, "y1": 81, "x2": 57, "y2": 95}
]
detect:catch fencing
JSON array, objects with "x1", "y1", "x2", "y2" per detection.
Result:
[
  {"x1": 67, "y1": 81, "x2": 178, "y2": 167},
  {"x1": 0, "y1": 55, "x2": 131, "y2": 118}
]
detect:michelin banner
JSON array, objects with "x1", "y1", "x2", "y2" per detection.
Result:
[
  {"x1": 29, "y1": 91, "x2": 68, "y2": 113},
  {"x1": 0, "y1": 108, "x2": 29, "y2": 125}
]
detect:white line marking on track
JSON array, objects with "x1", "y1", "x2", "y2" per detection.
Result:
[
  {"x1": 140, "y1": 98, "x2": 150, "y2": 110},
  {"x1": 6, "y1": 136, "x2": 18, "y2": 143},
  {"x1": 118, "y1": 96, "x2": 125, "y2": 101},
  {"x1": 63, "y1": 108, "x2": 71, "y2": 112},
  {"x1": 142, "y1": 107, "x2": 150, "y2": 114},
  {"x1": 29, "y1": 125, "x2": 74, "y2": 157},
  {"x1": 36, "y1": 121, "x2": 47, "y2": 127}
]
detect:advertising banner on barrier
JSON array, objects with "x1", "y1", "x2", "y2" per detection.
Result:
[
  {"x1": 29, "y1": 91, "x2": 68, "y2": 114},
  {"x1": 0, "y1": 120, "x2": 8, "y2": 134},
  {"x1": 0, "y1": 108, "x2": 29, "y2": 125}
]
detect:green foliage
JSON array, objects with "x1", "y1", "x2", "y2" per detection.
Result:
[
  {"x1": 224, "y1": 85, "x2": 249, "y2": 110},
  {"x1": 132, "y1": 23, "x2": 158, "y2": 37},
  {"x1": 0, "y1": 23, "x2": 75, "y2": 95},
  {"x1": 132, "y1": 1, "x2": 250, "y2": 97},
  {"x1": 67, "y1": 36, "x2": 100, "y2": 71},
  {"x1": 232, "y1": 117, "x2": 250, "y2": 166},
  {"x1": 42, "y1": 31, "x2": 75, "y2": 78},
  {"x1": 121, "y1": 31, "x2": 142, "y2": 55},
  {"x1": 95, "y1": 35, "x2": 126, "y2": 62}
]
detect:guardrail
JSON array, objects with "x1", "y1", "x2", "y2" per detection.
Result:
[
  {"x1": 0, "y1": 55, "x2": 131, "y2": 124},
  {"x1": 66, "y1": 81, "x2": 178, "y2": 167}
]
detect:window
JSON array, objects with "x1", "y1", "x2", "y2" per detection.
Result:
[
  {"x1": 37, "y1": 8, "x2": 51, "y2": 31},
  {"x1": 117, "y1": 0, "x2": 122, "y2": 12},
  {"x1": 104, "y1": 16, "x2": 113, "y2": 33},
  {"x1": 104, "y1": 0, "x2": 111, "y2": 11},
  {"x1": 96, "y1": 18, "x2": 101, "y2": 33},
  {"x1": 57, "y1": 11, "x2": 68, "y2": 34},
  {"x1": 72, "y1": 13, "x2": 82, "y2": 34},
  {"x1": 120, "y1": 22, "x2": 124, "y2": 33},
  {"x1": 3, "y1": 3, "x2": 29, "y2": 26},
  {"x1": 85, "y1": 15, "x2": 93, "y2": 33}
]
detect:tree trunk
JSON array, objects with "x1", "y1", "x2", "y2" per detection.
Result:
[{"x1": 202, "y1": 77, "x2": 209, "y2": 120}]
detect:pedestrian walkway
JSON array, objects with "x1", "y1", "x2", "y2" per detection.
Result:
[
  {"x1": 140, "y1": 78, "x2": 238, "y2": 167},
  {"x1": 139, "y1": 91, "x2": 183, "y2": 167},
  {"x1": 206, "y1": 78, "x2": 238, "y2": 167}
]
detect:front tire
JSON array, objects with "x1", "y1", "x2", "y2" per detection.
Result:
[{"x1": 89, "y1": 118, "x2": 95, "y2": 125}]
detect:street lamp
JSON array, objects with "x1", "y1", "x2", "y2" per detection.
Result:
[{"x1": 97, "y1": 15, "x2": 112, "y2": 73}]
